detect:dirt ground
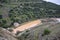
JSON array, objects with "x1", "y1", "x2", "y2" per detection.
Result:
[{"x1": 12, "y1": 19, "x2": 42, "y2": 34}]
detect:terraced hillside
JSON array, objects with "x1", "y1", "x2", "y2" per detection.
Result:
[
  {"x1": 0, "y1": 18, "x2": 60, "y2": 40},
  {"x1": 17, "y1": 19, "x2": 60, "y2": 40}
]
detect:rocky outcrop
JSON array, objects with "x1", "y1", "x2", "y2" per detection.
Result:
[{"x1": 0, "y1": 27, "x2": 17, "y2": 40}]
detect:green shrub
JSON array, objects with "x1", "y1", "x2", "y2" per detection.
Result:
[
  {"x1": 2, "y1": 19, "x2": 7, "y2": 24},
  {"x1": 42, "y1": 29, "x2": 51, "y2": 36}
]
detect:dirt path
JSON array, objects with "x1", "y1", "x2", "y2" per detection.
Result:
[{"x1": 12, "y1": 19, "x2": 42, "y2": 34}]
